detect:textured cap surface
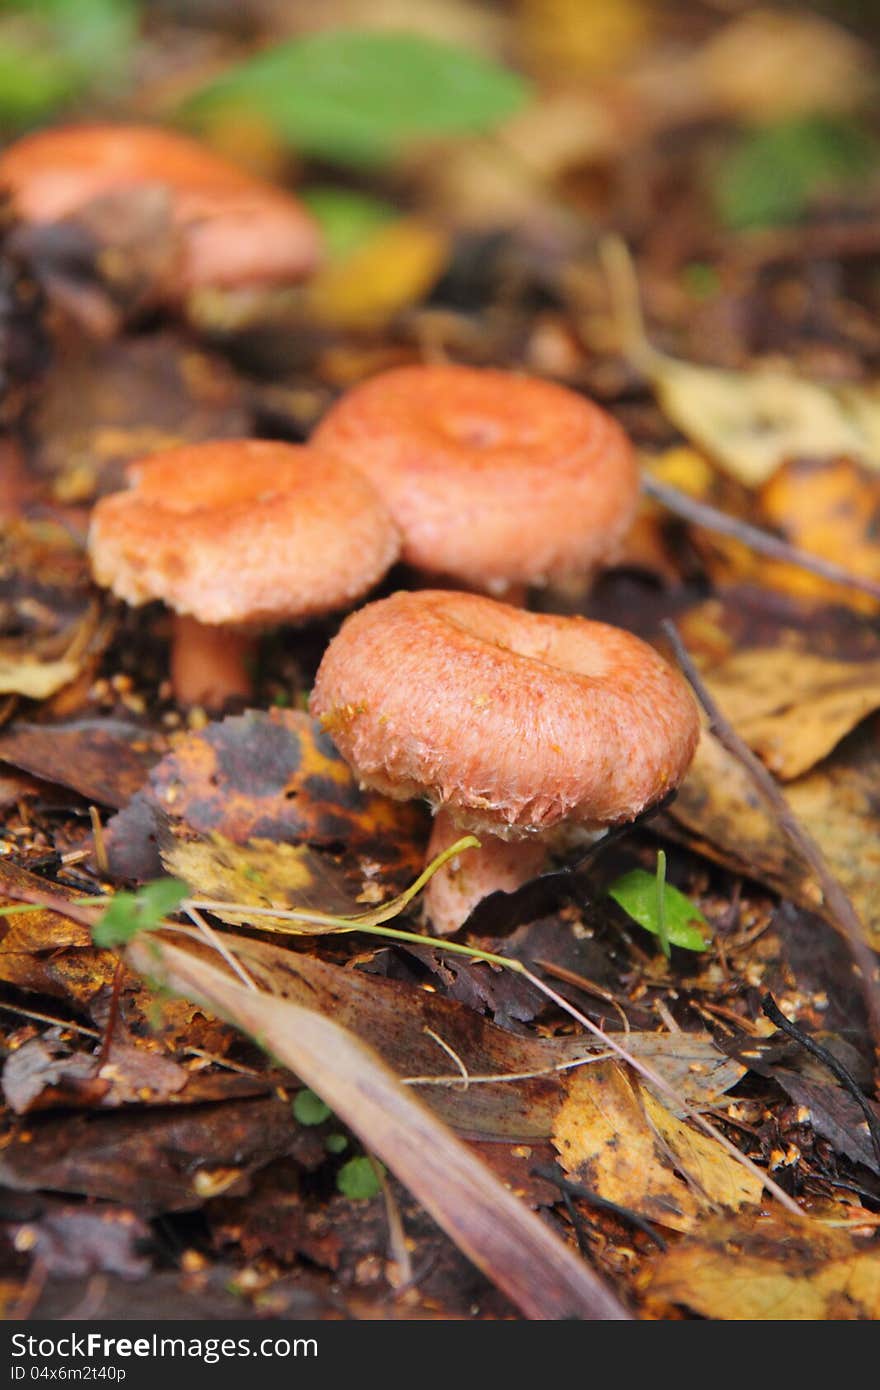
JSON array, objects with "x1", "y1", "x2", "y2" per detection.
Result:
[
  {"x1": 312, "y1": 364, "x2": 639, "y2": 592},
  {"x1": 88, "y1": 440, "x2": 400, "y2": 626},
  {"x1": 311, "y1": 590, "x2": 700, "y2": 832}
]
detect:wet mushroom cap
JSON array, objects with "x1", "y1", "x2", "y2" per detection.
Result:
[
  {"x1": 0, "y1": 123, "x2": 322, "y2": 292},
  {"x1": 310, "y1": 590, "x2": 700, "y2": 833},
  {"x1": 311, "y1": 364, "x2": 639, "y2": 592},
  {"x1": 88, "y1": 440, "x2": 401, "y2": 626}
]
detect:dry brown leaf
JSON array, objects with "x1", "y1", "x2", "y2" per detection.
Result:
[
  {"x1": 664, "y1": 718, "x2": 880, "y2": 948},
  {"x1": 553, "y1": 1063, "x2": 763, "y2": 1234},
  {"x1": 644, "y1": 1215, "x2": 880, "y2": 1320},
  {"x1": 128, "y1": 935, "x2": 629, "y2": 1320},
  {"x1": 217, "y1": 933, "x2": 744, "y2": 1137},
  {"x1": 700, "y1": 647, "x2": 880, "y2": 780}
]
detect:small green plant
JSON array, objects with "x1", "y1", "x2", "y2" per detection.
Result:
[
  {"x1": 336, "y1": 1155, "x2": 384, "y2": 1200},
  {"x1": 292, "y1": 1088, "x2": 332, "y2": 1125},
  {"x1": 91, "y1": 878, "x2": 188, "y2": 949},
  {"x1": 608, "y1": 854, "x2": 709, "y2": 955},
  {"x1": 325, "y1": 1133, "x2": 348, "y2": 1155}
]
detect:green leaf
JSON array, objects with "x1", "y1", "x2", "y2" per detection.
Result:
[
  {"x1": 92, "y1": 877, "x2": 187, "y2": 948},
  {"x1": 292, "y1": 1088, "x2": 332, "y2": 1126},
  {"x1": 336, "y1": 1155, "x2": 384, "y2": 1200},
  {"x1": 325, "y1": 1133, "x2": 348, "y2": 1155},
  {"x1": 608, "y1": 869, "x2": 709, "y2": 952},
  {"x1": 713, "y1": 115, "x2": 878, "y2": 230},
  {"x1": 183, "y1": 29, "x2": 529, "y2": 167},
  {"x1": 300, "y1": 187, "x2": 396, "y2": 259}
]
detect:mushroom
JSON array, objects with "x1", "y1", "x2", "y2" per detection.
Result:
[
  {"x1": 311, "y1": 363, "x2": 639, "y2": 598},
  {"x1": 0, "y1": 123, "x2": 322, "y2": 308},
  {"x1": 310, "y1": 589, "x2": 700, "y2": 934},
  {"x1": 88, "y1": 439, "x2": 400, "y2": 709}
]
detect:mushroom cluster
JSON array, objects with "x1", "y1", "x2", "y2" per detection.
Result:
[{"x1": 56, "y1": 206, "x2": 694, "y2": 927}]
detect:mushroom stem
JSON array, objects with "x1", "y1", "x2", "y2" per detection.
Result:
[
  {"x1": 424, "y1": 808, "x2": 549, "y2": 937},
  {"x1": 170, "y1": 613, "x2": 255, "y2": 708}
]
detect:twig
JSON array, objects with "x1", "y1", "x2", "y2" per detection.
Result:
[
  {"x1": 761, "y1": 992, "x2": 880, "y2": 1169},
  {"x1": 533, "y1": 1164, "x2": 668, "y2": 1252},
  {"x1": 662, "y1": 619, "x2": 880, "y2": 1062},
  {"x1": 643, "y1": 473, "x2": 880, "y2": 604}
]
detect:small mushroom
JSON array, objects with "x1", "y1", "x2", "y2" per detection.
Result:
[
  {"x1": 0, "y1": 123, "x2": 322, "y2": 307},
  {"x1": 88, "y1": 439, "x2": 400, "y2": 709},
  {"x1": 310, "y1": 589, "x2": 700, "y2": 934},
  {"x1": 311, "y1": 363, "x2": 639, "y2": 598}
]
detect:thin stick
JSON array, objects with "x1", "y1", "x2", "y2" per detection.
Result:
[
  {"x1": 643, "y1": 473, "x2": 880, "y2": 604},
  {"x1": 662, "y1": 619, "x2": 880, "y2": 1061}
]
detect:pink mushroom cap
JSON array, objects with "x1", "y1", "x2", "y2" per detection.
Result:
[
  {"x1": 88, "y1": 439, "x2": 400, "y2": 627},
  {"x1": 311, "y1": 364, "x2": 639, "y2": 594},
  {"x1": 0, "y1": 123, "x2": 322, "y2": 294},
  {"x1": 311, "y1": 589, "x2": 700, "y2": 835}
]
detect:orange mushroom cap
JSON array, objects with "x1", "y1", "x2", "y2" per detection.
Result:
[
  {"x1": 311, "y1": 590, "x2": 700, "y2": 834},
  {"x1": 88, "y1": 439, "x2": 401, "y2": 627},
  {"x1": 0, "y1": 124, "x2": 322, "y2": 293},
  {"x1": 311, "y1": 364, "x2": 639, "y2": 594}
]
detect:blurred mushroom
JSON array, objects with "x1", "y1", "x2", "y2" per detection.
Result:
[
  {"x1": 0, "y1": 123, "x2": 322, "y2": 322},
  {"x1": 311, "y1": 589, "x2": 699, "y2": 933},
  {"x1": 311, "y1": 363, "x2": 639, "y2": 599},
  {"x1": 88, "y1": 439, "x2": 400, "y2": 709}
]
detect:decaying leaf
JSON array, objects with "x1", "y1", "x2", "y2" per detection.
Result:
[
  {"x1": 696, "y1": 646, "x2": 880, "y2": 781},
  {"x1": 664, "y1": 717, "x2": 880, "y2": 948},
  {"x1": 28, "y1": 335, "x2": 249, "y2": 502},
  {"x1": 215, "y1": 933, "x2": 744, "y2": 1137},
  {"x1": 552, "y1": 1062, "x2": 763, "y2": 1233},
  {"x1": 644, "y1": 1215, "x2": 880, "y2": 1320},
  {"x1": 115, "y1": 708, "x2": 428, "y2": 916},
  {"x1": 0, "y1": 718, "x2": 164, "y2": 807},
  {"x1": 0, "y1": 520, "x2": 111, "y2": 699},
  {"x1": 306, "y1": 217, "x2": 448, "y2": 329},
  {"x1": 128, "y1": 935, "x2": 629, "y2": 1320}
]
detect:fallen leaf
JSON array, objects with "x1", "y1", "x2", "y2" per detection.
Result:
[
  {"x1": 552, "y1": 1062, "x2": 763, "y2": 1233},
  {"x1": 0, "y1": 718, "x2": 164, "y2": 808},
  {"x1": 697, "y1": 646, "x2": 880, "y2": 780},
  {"x1": 0, "y1": 1096, "x2": 309, "y2": 1216},
  {"x1": 129, "y1": 934, "x2": 629, "y2": 1319},
  {"x1": 644, "y1": 1214, "x2": 880, "y2": 1320},
  {"x1": 3, "y1": 1201, "x2": 152, "y2": 1281},
  {"x1": 115, "y1": 708, "x2": 428, "y2": 916},
  {"x1": 227, "y1": 932, "x2": 744, "y2": 1137},
  {"x1": 2, "y1": 1034, "x2": 189, "y2": 1114},
  {"x1": 664, "y1": 717, "x2": 880, "y2": 948}
]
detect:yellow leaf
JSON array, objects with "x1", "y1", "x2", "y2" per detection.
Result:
[
  {"x1": 645, "y1": 1214, "x2": 880, "y2": 1320},
  {"x1": 552, "y1": 1063, "x2": 762, "y2": 1233},
  {"x1": 307, "y1": 218, "x2": 448, "y2": 329}
]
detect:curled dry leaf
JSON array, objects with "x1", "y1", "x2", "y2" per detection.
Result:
[
  {"x1": 552, "y1": 1062, "x2": 763, "y2": 1234},
  {"x1": 0, "y1": 521, "x2": 112, "y2": 700},
  {"x1": 128, "y1": 935, "x2": 630, "y2": 1320},
  {"x1": 643, "y1": 1215, "x2": 880, "y2": 1320}
]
